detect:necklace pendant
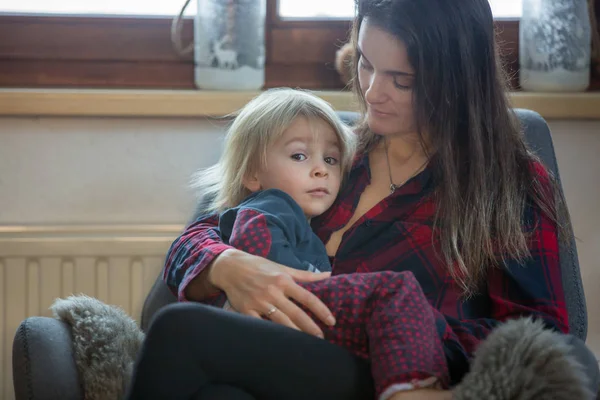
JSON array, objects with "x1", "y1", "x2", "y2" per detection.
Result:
[{"x1": 390, "y1": 183, "x2": 397, "y2": 194}]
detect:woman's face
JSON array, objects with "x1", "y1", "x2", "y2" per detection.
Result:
[{"x1": 357, "y1": 18, "x2": 417, "y2": 138}]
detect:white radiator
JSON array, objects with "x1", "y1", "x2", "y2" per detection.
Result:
[{"x1": 0, "y1": 224, "x2": 182, "y2": 400}]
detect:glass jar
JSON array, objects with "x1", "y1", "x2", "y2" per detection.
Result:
[
  {"x1": 519, "y1": 0, "x2": 592, "y2": 91},
  {"x1": 194, "y1": 0, "x2": 266, "y2": 90}
]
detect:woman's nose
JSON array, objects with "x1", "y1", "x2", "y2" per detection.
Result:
[{"x1": 364, "y1": 74, "x2": 386, "y2": 104}]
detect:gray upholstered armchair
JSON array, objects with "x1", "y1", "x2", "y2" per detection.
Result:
[{"x1": 12, "y1": 109, "x2": 599, "y2": 399}]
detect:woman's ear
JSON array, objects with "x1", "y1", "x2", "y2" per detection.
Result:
[{"x1": 242, "y1": 174, "x2": 261, "y2": 192}]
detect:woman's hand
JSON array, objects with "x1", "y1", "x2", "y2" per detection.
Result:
[{"x1": 208, "y1": 248, "x2": 336, "y2": 338}]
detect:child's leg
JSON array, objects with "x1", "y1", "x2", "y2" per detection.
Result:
[{"x1": 299, "y1": 271, "x2": 449, "y2": 400}]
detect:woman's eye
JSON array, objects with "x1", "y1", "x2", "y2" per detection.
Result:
[
  {"x1": 325, "y1": 157, "x2": 338, "y2": 165},
  {"x1": 393, "y1": 80, "x2": 412, "y2": 90},
  {"x1": 291, "y1": 153, "x2": 307, "y2": 161}
]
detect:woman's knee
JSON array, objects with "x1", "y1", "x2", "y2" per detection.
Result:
[{"x1": 146, "y1": 302, "x2": 218, "y2": 339}]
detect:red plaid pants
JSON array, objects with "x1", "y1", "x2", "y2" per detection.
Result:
[{"x1": 299, "y1": 271, "x2": 449, "y2": 398}]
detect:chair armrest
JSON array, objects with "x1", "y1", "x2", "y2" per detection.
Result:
[
  {"x1": 566, "y1": 336, "x2": 600, "y2": 397},
  {"x1": 12, "y1": 317, "x2": 83, "y2": 400},
  {"x1": 568, "y1": 335, "x2": 600, "y2": 398}
]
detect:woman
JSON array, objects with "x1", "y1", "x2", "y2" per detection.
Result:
[{"x1": 128, "y1": 0, "x2": 587, "y2": 399}]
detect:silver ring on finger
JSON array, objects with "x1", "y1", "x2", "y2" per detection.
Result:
[{"x1": 265, "y1": 306, "x2": 278, "y2": 318}]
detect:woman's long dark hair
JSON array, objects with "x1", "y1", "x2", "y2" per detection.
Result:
[{"x1": 351, "y1": 0, "x2": 570, "y2": 295}]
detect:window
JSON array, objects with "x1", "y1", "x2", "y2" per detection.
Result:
[
  {"x1": 0, "y1": 0, "x2": 196, "y2": 16},
  {"x1": 488, "y1": 0, "x2": 523, "y2": 18},
  {"x1": 276, "y1": 0, "x2": 355, "y2": 20},
  {"x1": 0, "y1": 0, "x2": 521, "y2": 18},
  {"x1": 278, "y1": 0, "x2": 522, "y2": 19},
  {"x1": 267, "y1": 0, "x2": 522, "y2": 89},
  {"x1": 0, "y1": 0, "x2": 596, "y2": 90}
]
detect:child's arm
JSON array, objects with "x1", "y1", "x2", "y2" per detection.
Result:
[
  {"x1": 221, "y1": 189, "x2": 331, "y2": 272},
  {"x1": 226, "y1": 208, "x2": 309, "y2": 271}
]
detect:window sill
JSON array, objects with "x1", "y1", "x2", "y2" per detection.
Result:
[{"x1": 1, "y1": 89, "x2": 600, "y2": 120}]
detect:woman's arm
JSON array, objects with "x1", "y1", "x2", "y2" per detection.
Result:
[
  {"x1": 163, "y1": 214, "x2": 233, "y2": 303},
  {"x1": 162, "y1": 213, "x2": 335, "y2": 336}
]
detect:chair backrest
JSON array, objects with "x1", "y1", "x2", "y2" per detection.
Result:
[
  {"x1": 513, "y1": 109, "x2": 587, "y2": 340},
  {"x1": 141, "y1": 108, "x2": 587, "y2": 340}
]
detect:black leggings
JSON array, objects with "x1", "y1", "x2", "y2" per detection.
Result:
[
  {"x1": 126, "y1": 302, "x2": 375, "y2": 400},
  {"x1": 126, "y1": 302, "x2": 600, "y2": 400}
]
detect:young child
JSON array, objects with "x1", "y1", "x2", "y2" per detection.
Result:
[
  {"x1": 193, "y1": 88, "x2": 352, "y2": 277},
  {"x1": 187, "y1": 88, "x2": 450, "y2": 400}
]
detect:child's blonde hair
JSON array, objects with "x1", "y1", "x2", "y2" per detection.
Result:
[{"x1": 192, "y1": 88, "x2": 357, "y2": 213}]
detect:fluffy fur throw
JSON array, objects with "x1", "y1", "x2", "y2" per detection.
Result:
[
  {"x1": 51, "y1": 295, "x2": 145, "y2": 400},
  {"x1": 52, "y1": 295, "x2": 592, "y2": 400},
  {"x1": 454, "y1": 317, "x2": 592, "y2": 399}
]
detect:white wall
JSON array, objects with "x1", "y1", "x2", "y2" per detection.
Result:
[
  {"x1": 0, "y1": 117, "x2": 226, "y2": 225},
  {"x1": 549, "y1": 120, "x2": 600, "y2": 354},
  {"x1": 0, "y1": 115, "x2": 598, "y2": 351}
]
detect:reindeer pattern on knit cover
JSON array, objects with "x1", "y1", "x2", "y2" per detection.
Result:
[{"x1": 211, "y1": 35, "x2": 239, "y2": 69}]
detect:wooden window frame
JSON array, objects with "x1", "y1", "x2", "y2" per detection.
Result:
[{"x1": 0, "y1": 0, "x2": 597, "y2": 90}]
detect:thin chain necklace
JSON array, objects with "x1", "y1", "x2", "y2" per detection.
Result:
[{"x1": 384, "y1": 139, "x2": 428, "y2": 194}]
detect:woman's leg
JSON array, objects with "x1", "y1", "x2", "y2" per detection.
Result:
[
  {"x1": 300, "y1": 271, "x2": 449, "y2": 399},
  {"x1": 191, "y1": 385, "x2": 256, "y2": 400},
  {"x1": 126, "y1": 302, "x2": 374, "y2": 400}
]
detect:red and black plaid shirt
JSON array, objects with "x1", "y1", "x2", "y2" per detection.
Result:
[{"x1": 164, "y1": 153, "x2": 568, "y2": 379}]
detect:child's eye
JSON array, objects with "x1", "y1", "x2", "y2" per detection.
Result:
[
  {"x1": 325, "y1": 157, "x2": 338, "y2": 165},
  {"x1": 291, "y1": 153, "x2": 307, "y2": 161}
]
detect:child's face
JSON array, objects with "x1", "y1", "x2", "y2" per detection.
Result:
[{"x1": 245, "y1": 116, "x2": 343, "y2": 218}]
